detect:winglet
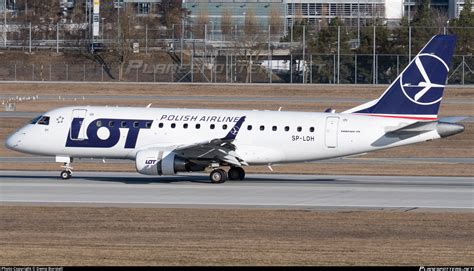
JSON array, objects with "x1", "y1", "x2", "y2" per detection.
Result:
[{"x1": 223, "y1": 116, "x2": 246, "y2": 140}]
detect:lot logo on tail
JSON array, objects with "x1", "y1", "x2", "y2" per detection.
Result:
[{"x1": 400, "y1": 53, "x2": 449, "y2": 106}]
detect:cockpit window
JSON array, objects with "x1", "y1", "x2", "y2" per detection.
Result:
[
  {"x1": 37, "y1": 116, "x2": 50, "y2": 125},
  {"x1": 30, "y1": 115, "x2": 42, "y2": 124}
]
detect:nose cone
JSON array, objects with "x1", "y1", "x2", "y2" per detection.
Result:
[{"x1": 5, "y1": 133, "x2": 21, "y2": 151}]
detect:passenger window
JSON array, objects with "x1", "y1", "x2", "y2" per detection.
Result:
[
  {"x1": 222, "y1": 124, "x2": 228, "y2": 130},
  {"x1": 260, "y1": 125, "x2": 265, "y2": 131},
  {"x1": 285, "y1": 126, "x2": 290, "y2": 132},
  {"x1": 96, "y1": 120, "x2": 102, "y2": 127},
  {"x1": 109, "y1": 121, "x2": 115, "y2": 127},
  {"x1": 272, "y1": 126, "x2": 277, "y2": 131},
  {"x1": 183, "y1": 123, "x2": 188, "y2": 129},
  {"x1": 171, "y1": 123, "x2": 176, "y2": 128},
  {"x1": 145, "y1": 122, "x2": 152, "y2": 129},
  {"x1": 210, "y1": 124, "x2": 215, "y2": 129},
  {"x1": 309, "y1": 127, "x2": 315, "y2": 132},
  {"x1": 297, "y1": 126, "x2": 302, "y2": 132},
  {"x1": 158, "y1": 123, "x2": 164, "y2": 128},
  {"x1": 196, "y1": 124, "x2": 201, "y2": 129},
  {"x1": 121, "y1": 121, "x2": 127, "y2": 128},
  {"x1": 247, "y1": 125, "x2": 252, "y2": 130},
  {"x1": 133, "y1": 121, "x2": 139, "y2": 128},
  {"x1": 37, "y1": 116, "x2": 50, "y2": 125}
]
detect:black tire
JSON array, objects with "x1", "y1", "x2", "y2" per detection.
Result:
[
  {"x1": 237, "y1": 167, "x2": 245, "y2": 180},
  {"x1": 228, "y1": 167, "x2": 245, "y2": 180},
  {"x1": 60, "y1": 170, "x2": 71, "y2": 180},
  {"x1": 210, "y1": 169, "x2": 227, "y2": 184}
]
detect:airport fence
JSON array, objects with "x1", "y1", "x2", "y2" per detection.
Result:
[
  {"x1": 0, "y1": 53, "x2": 472, "y2": 85},
  {"x1": 0, "y1": 24, "x2": 473, "y2": 84}
]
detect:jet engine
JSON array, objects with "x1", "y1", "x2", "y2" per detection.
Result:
[{"x1": 135, "y1": 150, "x2": 204, "y2": 175}]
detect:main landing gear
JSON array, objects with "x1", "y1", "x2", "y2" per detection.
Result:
[{"x1": 210, "y1": 167, "x2": 245, "y2": 184}]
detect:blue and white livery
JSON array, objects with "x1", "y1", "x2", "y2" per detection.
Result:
[{"x1": 5, "y1": 35, "x2": 465, "y2": 183}]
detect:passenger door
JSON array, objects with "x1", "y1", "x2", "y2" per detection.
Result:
[{"x1": 325, "y1": 116, "x2": 339, "y2": 148}]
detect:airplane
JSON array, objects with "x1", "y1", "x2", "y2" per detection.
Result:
[{"x1": 5, "y1": 35, "x2": 465, "y2": 183}]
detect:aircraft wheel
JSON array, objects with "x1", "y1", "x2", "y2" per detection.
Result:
[
  {"x1": 60, "y1": 170, "x2": 72, "y2": 180},
  {"x1": 210, "y1": 169, "x2": 227, "y2": 184},
  {"x1": 228, "y1": 167, "x2": 245, "y2": 180}
]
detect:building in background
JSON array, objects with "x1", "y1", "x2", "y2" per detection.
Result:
[
  {"x1": 185, "y1": 0, "x2": 473, "y2": 32},
  {"x1": 183, "y1": 0, "x2": 284, "y2": 29},
  {"x1": 122, "y1": 0, "x2": 163, "y2": 15},
  {"x1": 0, "y1": 0, "x2": 16, "y2": 14},
  {"x1": 403, "y1": 0, "x2": 471, "y2": 20},
  {"x1": 285, "y1": 0, "x2": 401, "y2": 27},
  {"x1": 184, "y1": 0, "x2": 403, "y2": 36}
]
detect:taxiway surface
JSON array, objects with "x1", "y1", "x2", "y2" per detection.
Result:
[{"x1": 1, "y1": 171, "x2": 472, "y2": 209}]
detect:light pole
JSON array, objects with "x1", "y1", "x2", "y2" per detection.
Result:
[
  {"x1": 408, "y1": 0, "x2": 411, "y2": 25},
  {"x1": 357, "y1": 0, "x2": 360, "y2": 47},
  {"x1": 101, "y1": 17, "x2": 105, "y2": 40},
  {"x1": 3, "y1": 0, "x2": 6, "y2": 47},
  {"x1": 210, "y1": 20, "x2": 214, "y2": 41},
  {"x1": 117, "y1": 2, "x2": 120, "y2": 43}
]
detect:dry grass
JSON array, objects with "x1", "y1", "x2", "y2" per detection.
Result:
[
  {"x1": 0, "y1": 82, "x2": 472, "y2": 98},
  {"x1": 0, "y1": 206, "x2": 472, "y2": 266},
  {"x1": 1, "y1": 83, "x2": 472, "y2": 116}
]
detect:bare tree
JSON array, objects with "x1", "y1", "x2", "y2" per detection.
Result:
[
  {"x1": 431, "y1": 9, "x2": 449, "y2": 33},
  {"x1": 11, "y1": 0, "x2": 62, "y2": 49},
  {"x1": 268, "y1": 4, "x2": 283, "y2": 36},
  {"x1": 160, "y1": 0, "x2": 183, "y2": 28},
  {"x1": 294, "y1": 3, "x2": 304, "y2": 26},
  {"x1": 221, "y1": 8, "x2": 232, "y2": 38},
  {"x1": 112, "y1": 5, "x2": 135, "y2": 81},
  {"x1": 233, "y1": 9, "x2": 266, "y2": 83},
  {"x1": 244, "y1": 9, "x2": 257, "y2": 36},
  {"x1": 194, "y1": 9, "x2": 209, "y2": 39}
]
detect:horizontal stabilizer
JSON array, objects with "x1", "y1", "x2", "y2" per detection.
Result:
[
  {"x1": 438, "y1": 116, "x2": 468, "y2": 123},
  {"x1": 385, "y1": 121, "x2": 437, "y2": 136}
]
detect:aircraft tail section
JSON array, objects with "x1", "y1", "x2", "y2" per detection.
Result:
[{"x1": 344, "y1": 35, "x2": 457, "y2": 120}]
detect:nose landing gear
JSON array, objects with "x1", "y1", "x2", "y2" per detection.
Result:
[
  {"x1": 57, "y1": 156, "x2": 73, "y2": 180},
  {"x1": 60, "y1": 168, "x2": 72, "y2": 180}
]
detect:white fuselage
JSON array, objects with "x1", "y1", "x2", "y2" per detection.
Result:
[{"x1": 7, "y1": 106, "x2": 441, "y2": 165}]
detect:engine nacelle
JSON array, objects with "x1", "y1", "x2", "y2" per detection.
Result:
[{"x1": 135, "y1": 150, "x2": 204, "y2": 175}]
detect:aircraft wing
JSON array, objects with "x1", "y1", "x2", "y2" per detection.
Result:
[{"x1": 173, "y1": 116, "x2": 248, "y2": 166}]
